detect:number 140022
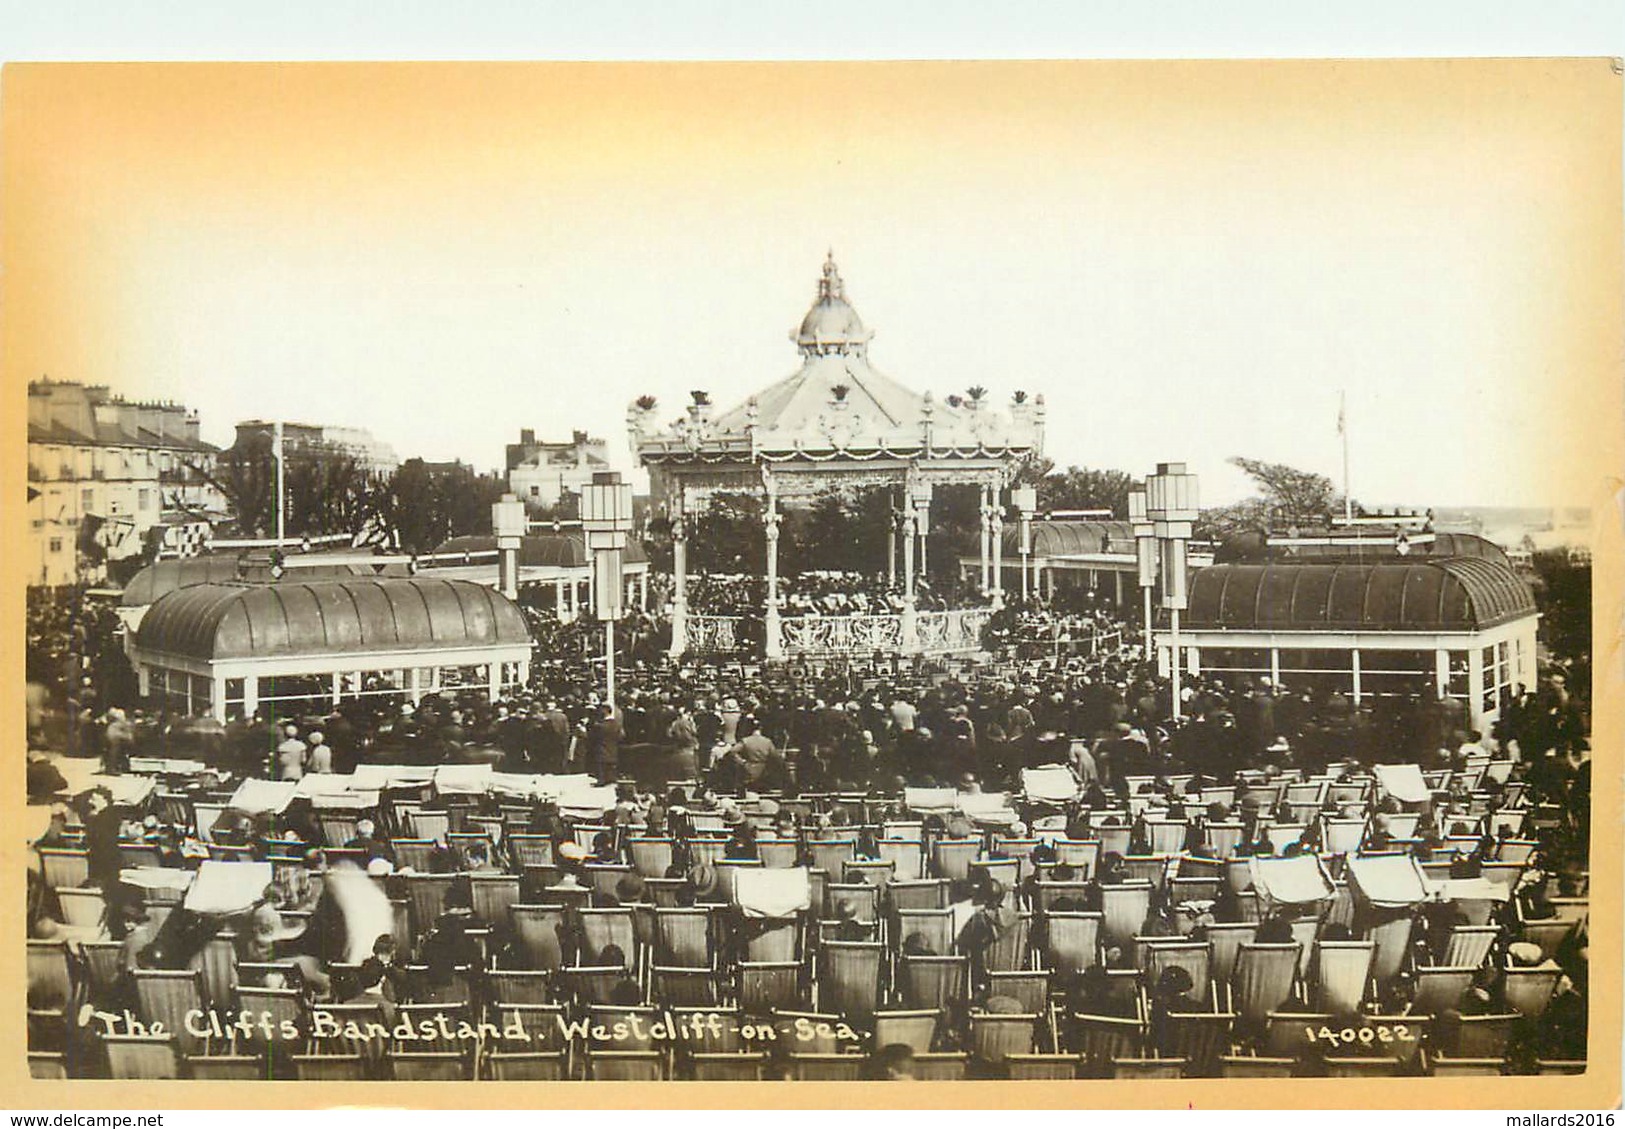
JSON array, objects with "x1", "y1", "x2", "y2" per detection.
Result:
[{"x1": 1305, "y1": 1024, "x2": 1416, "y2": 1045}]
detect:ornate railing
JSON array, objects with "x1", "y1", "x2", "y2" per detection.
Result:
[
  {"x1": 915, "y1": 608, "x2": 995, "y2": 655},
  {"x1": 686, "y1": 614, "x2": 744, "y2": 654},
  {"x1": 779, "y1": 613, "x2": 905, "y2": 657}
]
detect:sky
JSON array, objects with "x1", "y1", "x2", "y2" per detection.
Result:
[{"x1": 4, "y1": 56, "x2": 1619, "y2": 509}]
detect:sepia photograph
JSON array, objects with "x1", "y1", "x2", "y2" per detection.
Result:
[{"x1": 4, "y1": 53, "x2": 1620, "y2": 1108}]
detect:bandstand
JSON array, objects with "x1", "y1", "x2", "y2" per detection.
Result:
[{"x1": 628, "y1": 255, "x2": 1044, "y2": 660}]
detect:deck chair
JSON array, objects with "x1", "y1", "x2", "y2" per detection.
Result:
[
  {"x1": 404, "y1": 873, "x2": 458, "y2": 936},
  {"x1": 509, "y1": 904, "x2": 571, "y2": 971},
  {"x1": 1324, "y1": 1056, "x2": 1403, "y2": 1077},
  {"x1": 404, "y1": 809, "x2": 451, "y2": 844},
  {"x1": 567, "y1": 965, "x2": 638, "y2": 1006},
  {"x1": 995, "y1": 838, "x2": 1042, "y2": 883},
  {"x1": 873, "y1": 1009, "x2": 940, "y2": 1054},
  {"x1": 1263, "y1": 1011, "x2": 1332, "y2": 1058},
  {"x1": 507, "y1": 833, "x2": 554, "y2": 869},
  {"x1": 1097, "y1": 825, "x2": 1133, "y2": 859},
  {"x1": 744, "y1": 918, "x2": 800, "y2": 963},
  {"x1": 819, "y1": 941, "x2": 882, "y2": 1021},
  {"x1": 1204, "y1": 922, "x2": 1256, "y2": 983},
  {"x1": 969, "y1": 858, "x2": 1021, "y2": 898},
  {"x1": 468, "y1": 874, "x2": 521, "y2": 926},
  {"x1": 1100, "y1": 881, "x2": 1154, "y2": 948},
  {"x1": 1159, "y1": 1008, "x2": 1234, "y2": 1077},
  {"x1": 1072, "y1": 1012, "x2": 1145, "y2": 1067},
  {"x1": 757, "y1": 838, "x2": 800, "y2": 870},
  {"x1": 584, "y1": 863, "x2": 635, "y2": 902},
  {"x1": 808, "y1": 839, "x2": 857, "y2": 876},
  {"x1": 1314, "y1": 941, "x2": 1374, "y2": 1014},
  {"x1": 898, "y1": 955, "x2": 967, "y2": 1011},
  {"x1": 38, "y1": 848, "x2": 90, "y2": 891},
  {"x1": 79, "y1": 940, "x2": 123, "y2": 1003},
  {"x1": 132, "y1": 968, "x2": 205, "y2": 1053},
  {"x1": 844, "y1": 859, "x2": 897, "y2": 889},
  {"x1": 1321, "y1": 818, "x2": 1367, "y2": 856},
  {"x1": 1364, "y1": 914, "x2": 1415, "y2": 987},
  {"x1": 1113, "y1": 1056, "x2": 1185, "y2": 1079},
  {"x1": 1122, "y1": 855, "x2": 1172, "y2": 892},
  {"x1": 654, "y1": 907, "x2": 715, "y2": 967},
  {"x1": 1536, "y1": 1060, "x2": 1588, "y2": 1076},
  {"x1": 236, "y1": 986, "x2": 302, "y2": 1047},
  {"x1": 653, "y1": 966, "x2": 719, "y2": 1007},
  {"x1": 889, "y1": 879, "x2": 949, "y2": 912},
  {"x1": 1170, "y1": 876, "x2": 1223, "y2": 905},
  {"x1": 1220, "y1": 1054, "x2": 1296, "y2": 1078},
  {"x1": 691, "y1": 1052, "x2": 766, "y2": 1081},
  {"x1": 290, "y1": 1054, "x2": 365, "y2": 1081},
  {"x1": 578, "y1": 907, "x2": 637, "y2": 967},
  {"x1": 589, "y1": 1049, "x2": 665, "y2": 1081},
  {"x1": 1145, "y1": 943, "x2": 1210, "y2": 1005},
  {"x1": 1035, "y1": 881, "x2": 1093, "y2": 915},
  {"x1": 931, "y1": 838, "x2": 982, "y2": 881},
  {"x1": 911, "y1": 1052, "x2": 967, "y2": 1080},
  {"x1": 485, "y1": 968, "x2": 552, "y2": 1005},
  {"x1": 393, "y1": 1051, "x2": 467, "y2": 1081},
  {"x1": 895, "y1": 908, "x2": 955, "y2": 957},
  {"x1": 825, "y1": 882, "x2": 880, "y2": 924},
  {"x1": 56, "y1": 886, "x2": 108, "y2": 933},
  {"x1": 587, "y1": 1005, "x2": 661, "y2": 1050},
  {"x1": 985, "y1": 911, "x2": 1033, "y2": 973},
  {"x1": 772, "y1": 1010, "x2": 844, "y2": 1053},
  {"x1": 185, "y1": 1053, "x2": 265, "y2": 1080},
  {"x1": 969, "y1": 1011, "x2": 1038, "y2": 1064},
  {"x1": 625, "y1": 836, "x2": 673, "y2": 877},
  {"x1": 487, "y1": 1050, "x2": 567, "y2": 1080},
  {"x1": 1007, "y1": 1053, "x2": 1080, "y2": 1080},
  {"x1": 391, "y1": 839, "x2": 437, "y2": 872},
  {"x1": 670, "y1": 1005, "x2": 744, "y2": 1054},
  {"x1": 26, "y1": 940, "x2": 72, "y2": 1012},
  {"x1": 789, "y1": 1053, "x2": 864, "y2": 1081},
  {"x1": 1453, "y1": 1013, "x2": 1520, "y2": 1058},
  {"x1": 1503, "y1": 964, "x2": 1562, "y2": 1019},
  {"x1": 489, "y1": 1002, "x2": 569, "y2": 1050},
  {"x1": 193, "y1": 930, "x2": 238, "y2": 1010},
  {"x1": 1205, "y1": 822, "x2": 1246, "y2": 859},
  {"x1": 1145, "y1": 820, "x2": 1189, "y2": 856},
  {"x1": 1431, "y1": 1054, "x2": 1505, "y2": 1076},
  {"x1": 739, "y1": 961, "x2": 802, "y2": 1014},
  {"x1": 1410, "y1": 966, "x2": 1476, "y2": 1015},
  {"x1": 103, "y1": 1034, "x2": 179, "y2": 1079},
  {"x1": 391, "y1": 1002, "x2": 471, "y2": 1052},
  {"x1": 317, "y1": 813, "x2": 361, "y2": 848},
  {"x1": 1443, "y1": 925, "x2": 1501, "y2": 969},
  {"x1": 1054, "y1": 839, "x2": 1100, "y2": 876},
  {"x1": 1227, "y1": 944, "x2": 1300, "y2": 1023},
  {"x1": 987, "y1": 970, "x2": 1052, "y2": 1014},
  {"x1": 1518, "y1": 918, "x2": 1576, "y2": 962}
]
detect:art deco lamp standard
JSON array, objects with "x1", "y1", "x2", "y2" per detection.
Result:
[
  {"x1": 579, "y1": 471, "x2": 636, "y2": 709},
  {"x1": 1012, "y1": 485, "x2": 1038, "y2": 602},
  {"x1": 1128, "y1": 485, "x2": 1156, "y2": 659},
  {"x1": 1144, "y1": 463, "x2": 1199, "y2": 722}
]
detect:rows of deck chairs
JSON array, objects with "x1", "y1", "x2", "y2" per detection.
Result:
[{"x1": 27, "y1": 760, "x2": 1587, "y2": 1080}]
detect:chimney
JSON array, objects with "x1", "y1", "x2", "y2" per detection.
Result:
[{"x1": 520, "y1": 428, "x2": 535, "y2": 446}]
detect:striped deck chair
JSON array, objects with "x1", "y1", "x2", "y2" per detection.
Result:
[
  {"x1": 404, "y1": 873, "x2": 458, "y2": 937},
  {"x1": 808, "y1": 839, "x2": 856, "y2": 876},
  {"x1": 691, "y1": 1052, "x2": 766, "y2": 1081},
  {"x1": 1145, "y1": 820, "x2": 1189, "y2": 856},
  {"x1": 1204, "y1": 922, "x2": 1257, "y2": 983},
  {"x1": 844, "y1": 859, "x2": 896, "y2": 889},
  {"x1": 1442, "y1": 924, "x2": 1501, "y2": 969},
  {"x1": 56, "y1": 886, "x2": 108, "y2": 933},
  {"x1": 1054, "y1": 839, "x2": 1101, "y2": 877},
  {"x1": 1321, "y1": 818, "x2": 1367, "y2": 856},
  {"x1": 485, "y1": 968, "x2": 552, "y2": 1005},
  {"x1": 1324, "y1": 1056, "x2": 1403, "y2": 1078},
  {"x1": 1122, "y1": 855, "x2": 1172, "y2": 892},
  {"x1": 490, "y1": 1002, "x2": 569, "y2": 1051},
  {"x1": 1144, "y1": 942, "x2": 1210, "y2": 1005},
  {"x1": 987, "y1": 970, "x2": 1051, "y2": 1015},
  {"x1": 931, "y1": 838, "x2": 982, "y2": 882},
  {"x1": 1205, "y1": 822, "x2": 1246, "y2": 859},
  {"x1": 587, "y1": 1005, "x2": 660, "y2": 1050},
  {"x1": 627, "y1": 837, "x2": 674, "y2": 878},
  {"x1": 510, "y1": 904, "x2": 570, "y2": 970},
  {"x1": 739, "y1": 961, "x2": 801, "y2": 1014},
  {"x1": 1035, "y1": 881, "x2": 1093, "y2": 916},
  {"x1": 1113, "y1": 1056, "x2": 1185, "y2": 1079},
  {"x1": 1170, "y1": 876, "x2": 1223, "y2": 905},
  {"x1": 132, "y1": 968, "x2": 205, "y2": 1053},
  {"x1": 404, "y1": 809, "x2": 451, "y2": 844},
  {"x1": 1518, "y1": 917, "x2": 1576, "y2": 963},
  {"x1": 1159, "y1": 1008, "x2": 1235, "y2": 1077},
  {"x1": 1227, "y1": 944, "x2": 1299, "y2": 1023},
  {"x1": 654, "y1": 906, "x2": 714, "y2": 968},
  {"x1": 1364, "y1": 914, "x2": 1415, "y2": 986},
  {"x1": 913, "y1": 1052, "x2": 968, "y2": 1080},
  {"x1": 1430, "y1": 1054, "x2": 1505, "y2": 1077},
  {"x1": 788, "y1": 1053, "x2": 863, "y2": 1081},
  {"x1": 1220, "y1": 1054, "x2": 1296, "y2": 1078},
  {"x1": 969, "y1": 1011, "x2": 1038, "y2": 1065},
  {"x1": 1503, "y1": 964, "x2": 1562, "y2": 1019},
  {"x1": 393, "y1": 1052, "x2": 468, "y2": 1081},
  {"x1": 584, "y1": 863, "x2": 635, "y2": 901},
  {"x1": 895, "y1": 908, "x2": 955, "y2": 958},
  {"x1": 391, "y1": 839, "x2": 437, "y2": 872},
  {"x1": 185, "y1": 1054, "x2": 265, "y2": 1081},
  {"x1": 103, "y1": 1035, "x2": 180, "y2": 1079},
  {"x1": 825, "y1": 882, "x2": 880, "y2": 925},
  {"x1": 744, "y1": 917, "x2": 800, "y2": 964},
  {"x1": 985, "y1": 911, "x2": 1033, "y2": 973},
  {"x1": 772, "y1": 1010, "x2": 843, "y2": 1054},
  {"x1": 1263, "y1": 1012, "x2": 1332, "y2": 1058},
  {"x1": 758, "y1": 838, "x2": 800, "y2": 870},
  {"x1": 290, "y1": 1054, "x2": 365, "y2": 1081},
  {"x1": 1007, "y1": 1053, "x2": 1080, "y2": 1080},
  {"x1": 819, "y1": 941, "x2": 882, "y2": 1022},
  {"x1": 1100, "y1": 881, "x2": 1154, "y2": 948},
  {"x1": 898, "y1": 955, "x2": 967, "y2": 1012},
  {"x1": 652, "y1": 966, "x2": 718, "y2": 1007},
  {"x1": 889, "y1": 879, "x2": 949, "y2": 912},
  {"x1": 670, "y1": 1005, "x2": 744, "y2": 1054},
  {"x1": 578, "y1": 907, "x2": 637, "y2": 967},
  {"x1": 469, "y1": 874, "x2": 521, "y2": 926},
  {"x1": 1409, "y1": 966, "x2": 1475, "y2": 1015},
  {"x1": 1097, "y1": 826, "x2": 1133, "y2": 859},
  {"x1": 38, "y1": 848, "x2": 90, "y2": 891},
  {"x1": 508, "y1": 834, "x2": 554, "y2": 869},
  {"x1": 873, "y1": 1009, "x2": 940, "y2": 1054},
  {"x1": 26, "y1": 940, "x2": 72, "y2": 1013},
  {"x1": 1313, "y1": 941, "x2": 1374, "y2": 1015},
  {"x1": 487, "y1": 1050, "x2": 567, "y2": 1080}
]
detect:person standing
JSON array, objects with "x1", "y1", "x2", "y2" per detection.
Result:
[
  {"x1": 275, "y1": 724, "x2": 307, "y2": 781},
  {"x1": 585, "y1": 704, "x2": 623, "y2": 784}
]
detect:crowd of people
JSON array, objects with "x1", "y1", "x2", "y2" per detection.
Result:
[{"x1": 22, "y1": 563, "x2": 1594, "y2": 1083}]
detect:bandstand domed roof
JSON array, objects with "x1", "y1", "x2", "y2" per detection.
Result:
[{"x1": 794, "y1": 253, "x2": 871, "y2": 350}]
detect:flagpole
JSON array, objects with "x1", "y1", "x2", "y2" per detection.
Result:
[{"x1": 1339, "y1": 391, "x2": 1352, "y2": 522}]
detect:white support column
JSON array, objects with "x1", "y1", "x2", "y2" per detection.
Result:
[
  {"x1": 763, "y1": 496, "x2": 783, "y2": 661},
  {"x1": 331, "y1": 671, "x2": 342, "y2": 706},
  {"x1": 886, "y1": 516, "x2": 897, "y2": 588},
  {"x1": 901, "y1": 510, "x2": 918, "y2": 652},
  {"x1": 244, "y1": 675, "x2": 259, "y2": 716},
  {"x1": 487, "y1": 662, "x2": 500, "y2": 703},
  {"x1": 669, "y1": 500, "x2": 689, "y2": 657},
  {"x1": 1350, "y1": 648, "x2": 1363, "y2": 705},
  {"x1": 212, "y1": 674, "x2": 227, "y2": 723},
  {"x1": 518, "y1": 657, "x2": 531, "y2": 686},
  {"x1": 1467, "y1": 646, "x2": 1485, "y2": 726},
  {"x1": 1270, "y1": 648, "x2": 1281, "y2": 687},
  {"x1": 408, "y1": 667, "x2": 423, "y2": 705},
  {"x1": 555, "y1": 577, "x2": 566, "y2": 619},
  {"x1": 1114, "y1": 570, "x2": 1123, "y2": 605},
  {"x1": 988, "y1": 484, "x2": 1005, "y2": 611},
  {"x1": 978, "y1": 485, "x2": 991, "y2": 593},
  {"x1": 1434, "y1": 649, "x2": 1450, "y2": 700},
  {"x1": 136, "y1": 664, "x2": 150, "y2": 698}
]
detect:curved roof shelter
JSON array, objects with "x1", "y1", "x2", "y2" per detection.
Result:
[
  {"x1": 135, "y1": 576, "x2": 532, "y2": 664},
  {"x1": 121, "y1": 554, "x2": 409, "y2": 607},
  {"x1": 1184, "y1": 558, "x2": 1536, "y2": 633},
  {"x1": 1212, "y1": 529, "x2": 1513, "y2": 570},
  {"x1": 1000, "y1": 519, "x2": 1136, "y2": 558},
  {"x1": 434, "y1": 532, "x2": 648, "y2": 569}
]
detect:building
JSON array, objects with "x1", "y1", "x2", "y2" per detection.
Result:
[
  {"x1": 232, "y1": 419, "x2": 399, "y2": 476},
  {"x1": 505, "y1": 428, "x2": 610, "y2": 509},
  {"x1": 960, "y1": 519, "x2": 1217, "y2": 607},
  {"x1": 27, "y1": 380, "x2": 223, "y2": 586},
  {"x1": 423, "y1": 532, "x2": 651, "y2": 621},
  {"x1": 127, "y1": 576, "x2": 533, "y2": 720}
]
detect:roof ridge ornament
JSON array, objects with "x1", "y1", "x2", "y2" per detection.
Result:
[{"x1": 820, "y1": 250, "x2": 844, "y2": 301}]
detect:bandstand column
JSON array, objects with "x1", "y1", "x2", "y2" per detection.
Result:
[
  {"x1": 989, "y1": 483, "x2": 1006, "y2": 611},
  {"x1": 764, "y1": 501, "x2": 783, "y2": 660},
  {"x1": 979, "y1": 485, "x2": 992, "y2": 593},
  {"x1": 900, "y1": 509, "x2": 919, "y2": 652},
  {"x1": 886, "y1": 508, "x2": 897, "y2": 587},
  {"x1": 669, "y1": 503, "x2": 689, "y2": 657},
  {"x1": 554, "y1": 577, "x2": 566, "y2": 619}
]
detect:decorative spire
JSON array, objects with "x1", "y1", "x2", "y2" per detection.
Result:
[{"x1": 819, "y1": 250, "x2": 845, "y2": 302}]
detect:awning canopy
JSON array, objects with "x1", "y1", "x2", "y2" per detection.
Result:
[
  {"x1": 1001, "y1": 520, "x2": 1136, "y2": 559},
  {"x1": 133, "y1": 577, "x2": 532, "y2": 664},
  {"x1": 1184, "y1": 558, "x2": 1536, "y2": 633}
]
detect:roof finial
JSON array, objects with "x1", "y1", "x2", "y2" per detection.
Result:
[{"x1": 820, "y1": 250, "x2": 844, "y2": 301}]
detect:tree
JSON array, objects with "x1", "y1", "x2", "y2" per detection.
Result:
[
  {"x1": 1039, "y1": 466, "x2": 1136, "y2": 517},
  {"x1": 1194, "y1": 457, "x2": 1360, "y2": 541},
  {"x1": 386, "y1": 459, "x2": 507, "y2": 554}
]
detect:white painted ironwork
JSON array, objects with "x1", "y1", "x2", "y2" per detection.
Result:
[{"x1": 687, "y1": 614, "x2": 743, "y2": 654}]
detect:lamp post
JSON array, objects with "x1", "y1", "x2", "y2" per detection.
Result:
[
  {"x1": 580, "y1": 471, "x2": 635, "y2": 710},
  {"x1": 491, "y1": 493, "x2": 526, "y2": 600},
  {"x1": 1013, "y1": 485, "x2": 1038, "y2": 602},
  {"x1": 1145, "y1": 463, "x2": 1199, "y2": 722},
  {"x1": 1128, "y1": 485, "x2": 1156, "y2": 658}
]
